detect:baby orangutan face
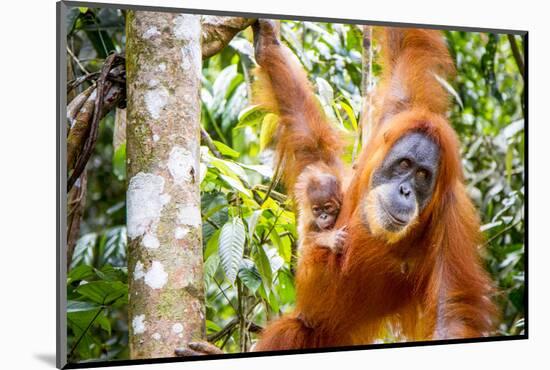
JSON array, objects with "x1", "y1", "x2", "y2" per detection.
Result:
[{"x1": 307, "y1": 174, "x2": 343, "y2": 231}]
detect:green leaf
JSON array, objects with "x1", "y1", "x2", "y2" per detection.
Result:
[
  {"x1": 239, "y1": 163, "x2": 273, "y2": 179},
  {"x1": 67, "y1": 309, "x2": 102, "y2": 358},
  {"x1": 206, "y1": 319, "x2": 222, "y2": 333},
  {"x1": 339, "y1": 101, "x2": 358, "y2": 131},
  {"x1": 218, "y1": 218, "x2": 246, "y2": 284},
  {"x1": 71, "y1": 233, "x2": 97, "y2": 269},
  {"x1": 247, "y1": 210, "x2": 264, "y2": 242},
  {"x1": 506, "y1": 145, "x2": 513, "y2": 185},
  {"x1": 236, "y1": 105, "x2": 267, "y2": 129},
  {"x1": 259, "y1": 113, "x2": 278, "y2": 151},
  {"x1": 213, "y1": 140, "x2": 240, "y2": 158},
  {"x1": 254, "y1": 245, "x2": 272, "y2": 291},
  {"x1": 238, "y1": 259, "x2": 262, "y2": 294},
  {"x1": 75, "y1": 281, "x2": 127, "y2": 305},
  {"x1": 66, "y1": 7, "x2": 81, "y2": 34},
  {"x1": 204, "y1": 229, "x2": 220, "y2": 260},
  {"x1": 266, "y1": 247, "x2": 284, "y2": 274},
  {"x1": 96, "y1": 313, "x2": 112, "y2": 335},
  {"x1": 68, "y1": 264, "x2": 95, "y2": 284},
  {"x1": 204, "y1": 253, "x2": 220, "y2": 281},
  {"x1": 209, "y1": 157, "x2": 249, "y2": 184},
  {"x1": 219, "y1": 174, "x2": 252, "y2": 197},
  {"x1": 112, "y1": 143, "x2": 126, "y2": 181},
  {"x1": 94, "y1": 264, "x2": 127, "y2": 283},
  {"x1": 276, "y1": 270, "x2": 296, "y2": 305},
  {"x1": 67, "y1": 300, "x2": 101, "y2": 313},
  {"x1": 316, "y1": 77, "x2": 334, "y2": 106},
  {"x1": 267, "y1": 289, "x2": 280, "y2": 313}
]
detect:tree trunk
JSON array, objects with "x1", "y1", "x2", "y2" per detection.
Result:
[{"x1": 126, "y1": 11, "x2": 204, "y2": 359}]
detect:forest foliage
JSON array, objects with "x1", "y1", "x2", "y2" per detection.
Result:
[{"x1": 65, "y1": 7, "x2": 525, "y2": 362}]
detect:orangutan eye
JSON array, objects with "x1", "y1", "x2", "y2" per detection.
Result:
[
  {"x1": 399, "y1": 159, "x2": 411, "y2": 170},
  {"x1": 416, "y1": 169, "x2": 429, "y2": 181}
]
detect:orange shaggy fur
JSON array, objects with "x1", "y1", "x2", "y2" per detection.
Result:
[{"x1": 252, "y1": 22, "x2": 496, "y2": 351}]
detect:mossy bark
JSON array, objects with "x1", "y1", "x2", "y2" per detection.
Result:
[{"x1": 126, "y1": 11, "x2": 204, "y2": 360}]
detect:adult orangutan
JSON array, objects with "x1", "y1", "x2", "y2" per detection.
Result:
[
  {"x1": 252, "y1": 20, "x2": 496, "y2": 350},
  {"x1": 177, "y1": 20, "x2": 496, "y2": 356}
]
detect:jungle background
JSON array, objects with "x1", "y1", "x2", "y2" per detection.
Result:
[{"x1": 65, "y1": 7, "x2": 525, "y2": 362}]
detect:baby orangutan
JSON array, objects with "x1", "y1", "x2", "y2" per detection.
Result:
[{"x1": 295, "y1": 162, "x2": 347, "y2": 254}]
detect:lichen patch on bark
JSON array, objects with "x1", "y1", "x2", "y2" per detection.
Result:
[
  {"x1": 127, "y1": 172, "x2": 170, "y2": 248},
  {"x1": 144, "y1": 261, "x2": 168, "y2": 289},
  {"x1": 132, "y1": 314, "x2": 147, "y2": 334},
  {"x1": 177, "y1": 205, "x2": 202, "y2": 227},
  {"x1": 168, "y1": 146, "x2": 196, "y2": 185},
  {"x1": 174, "y1": 227, "x2": 189, "y2": 240},
  {"x1": 144, "y1": 87, "x2": 168, "y2": 119},
  {"x1": 173, "y1": 14, "x2": 200, "y2": 41}
]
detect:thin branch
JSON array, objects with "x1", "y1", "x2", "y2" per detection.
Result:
[
  {"x1": 484, "y1": 218, "x2": 523, "y2": 247},
  {"x1": 259, "y1": 210, "x2": 283, "y2": 245},
  {"x1": 67, "y1": 72, "x2": 100, "y2": 92},
  {"x1": 201, "y1": 127, "x2": 223, "y2": 158},
  {"x1": 207, "y1": 318, "x2": 239, "y2": 343},
  {"x1": 66, "y1": 46, "x2": 90, "y2": 75},
  {"x1": 253, "y1": 184, "x2": 288, "y2": 204},
  {"x1": 67, "y1": 71, "x2": 126, "y2": 93},
  {"x1": 507, "y1": 34, "x2": 525, "y2": 78},
  {"x1": 213, "y1": 278, "x2": 239, "y2": 313},
  {"x1": 260, "y1": 159, "x2": 283, "y2": 205}
]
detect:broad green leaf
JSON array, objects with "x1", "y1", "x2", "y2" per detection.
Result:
[
  {"x1": 68, "y1": 264, "x2": 95, "y2": 284},
  {"x1": 71, "y1": 233, "x2": 97, "y2": 269},
  {"x1": 247, "y1": 210, "x2": 264, "y2": 242},
  {"x1": 267, "y1": 289, "x2": 280, "y2": 313},
  {"x1": 206, "y1": 319, "x2": 222, "y2": 333},
  {"x1": 316, "y1": 77, "x2": 334, "y2": 106},
  {"x1": 238, "y1": 259, "x2": 262, "y2": 294},
  {"x1": 254, "y1": 245, "x2": 272, "y2": 291},
  {"x1": 213, "y1": 140, "x2": 240, "y2": 158},
  {"x1": 219, "y1": 174, "x2": 252, "y2": 197},
  {"x1": 339, "y1": 101, "x2": 358, "y2": 131},
  {"x1": 259, "y1": 113, "x2": 278, "y2": 151},
  {"x1": 276, "y1": 270, "x2": 296, "y2": 305},
  {"x1": 506, "y1": 146, "x2": 513, "y2": 185},
  {"x1": 94, "y1": 264, "x2": 126, "y2": 283},
  {"x1": 204, "y1": 253, "x2": 220, "y2": 281},
  {"x1": 218, "y1": 218, "x2": 246, "y2": 284},
  {"x1": 239, "y1": 163, "x2": 273, "y2": 179},
  {"x1": 210, "y1": 157, "x2": 249, "y2": 184},
  {"x1": 266, "y1": 247, "x2": 284, "y2": 274},
  {"x1": 236, "y1": 104, "x2": 267, "y2": 129},
  {"x1": 75, "y1": 281, "x2": 127, "y2": 305},
  {"x1": 112, "y1": 143, "x2": 126, "y2": 181},
  {"x1": 204, "y1": 229, "x2": 220, "y2": 260},
  {"x1": 212, "y1": 65, "x2": 239, "y2": 109},
  {"x1": 67, "y1": 300, "x2": 101, "y2": 313}
]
